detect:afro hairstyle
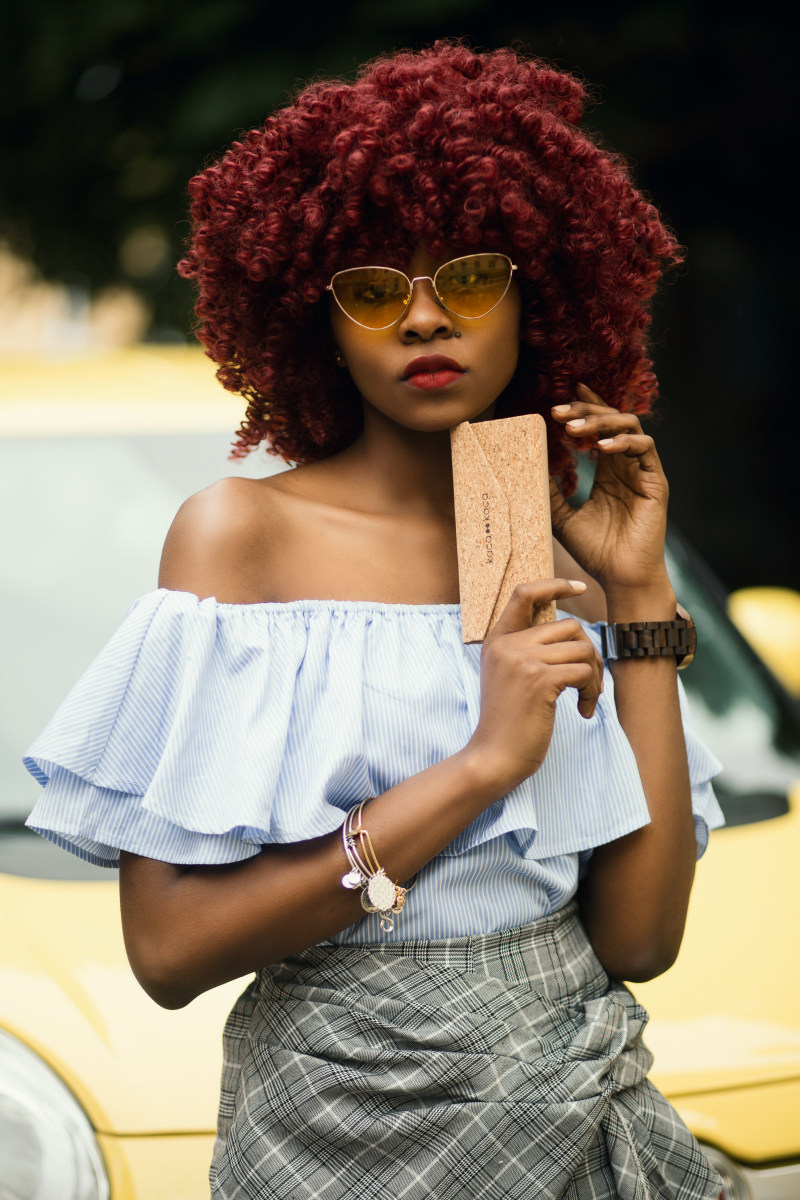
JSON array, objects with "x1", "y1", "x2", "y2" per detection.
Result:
[{"x1": 179, "y1": 40, "x2": 682, "y2": 491}]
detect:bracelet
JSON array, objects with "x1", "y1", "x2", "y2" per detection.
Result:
[{"x1": 340, "y1": 801, "x2": 416, "y2": 933}]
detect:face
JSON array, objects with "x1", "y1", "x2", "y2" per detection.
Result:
[{"x1": 330, "y1": 245, "x2": 522, "y2": 434}]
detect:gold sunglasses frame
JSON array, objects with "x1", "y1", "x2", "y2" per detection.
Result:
[{"x1": 326, "y1": 253, "x2": 517, "y2": 330}]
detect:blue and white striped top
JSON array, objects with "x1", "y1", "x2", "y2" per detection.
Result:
[{"x1": 24, "y1": 589, "x2": 723, "y2": 942}]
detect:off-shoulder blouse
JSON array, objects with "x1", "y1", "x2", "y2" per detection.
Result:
[{"x1": 24, "y1": 590, "x2": 723, "y2": 942}]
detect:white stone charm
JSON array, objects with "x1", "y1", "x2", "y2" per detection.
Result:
[{"x1": 367, "y1": 871, "x2": 397, "y2": 913}]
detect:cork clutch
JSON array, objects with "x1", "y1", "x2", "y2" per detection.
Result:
[{"x1": 451, "y1": 414, "x2": 555, "y2": 643}]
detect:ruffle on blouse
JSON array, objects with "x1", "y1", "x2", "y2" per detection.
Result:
[{"x1": 24, "y1": 590, "x2": 723, "y2": 867}]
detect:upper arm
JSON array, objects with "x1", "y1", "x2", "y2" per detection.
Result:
[{"x1": 158, "y1": 478, "x2": 272, "y2": 603}]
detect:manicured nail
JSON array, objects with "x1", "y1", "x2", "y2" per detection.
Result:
[
  {"x1": 597, "y1": 437, "x2": 613, "y2": 446},
  {"x1": 568, "y1": 580, "x2": 587, "y2": 590},
  {"x1": 567, "y1": 418, "x2": 585, "y2": 429},
  {"x1": 551, "y1": 404, "x2": 571, "y2": 414}
]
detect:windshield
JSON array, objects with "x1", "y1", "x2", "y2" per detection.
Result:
[{"x1": 0, "y1": 432, "x2": 285, "y2": 821}]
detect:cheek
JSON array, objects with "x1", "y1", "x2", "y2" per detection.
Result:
[{"x1": 332, "y1": 309, "x2": 382, "y2": 370}]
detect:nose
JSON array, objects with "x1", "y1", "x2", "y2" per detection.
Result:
[{"x1": 397, "y1": 276, "x2": 454, "y2": 342}]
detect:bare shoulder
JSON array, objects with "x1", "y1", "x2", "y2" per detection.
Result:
[{"x1": 158, "y1": 476, "x2": 287, "y2": 603}]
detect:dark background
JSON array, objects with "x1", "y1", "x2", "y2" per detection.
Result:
[{"x1": 3, "y1": 0, "x2": 798, "y2": 592}]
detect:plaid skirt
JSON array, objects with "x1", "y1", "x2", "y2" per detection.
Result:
[{"x1": 210, "y1": 903, "x2": 722, "y2": 1200}]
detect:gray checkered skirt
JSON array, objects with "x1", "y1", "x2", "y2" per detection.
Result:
[{"x1": 210, "y1": 903, "x2": 721, "y2": 1199}]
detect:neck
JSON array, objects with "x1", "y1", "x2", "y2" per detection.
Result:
[{"x1": 342, "y1": 410, "x2": 461, "y2": 518}]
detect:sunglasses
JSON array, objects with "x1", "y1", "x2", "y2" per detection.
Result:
[{"x1": 327, "y1": 252, "x2": 517, "y2": 330}]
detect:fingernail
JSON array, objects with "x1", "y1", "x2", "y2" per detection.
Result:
[
  {"x1": 597, "y1": 437, "x2": 613, "y2": 446},
  {"x1": 568, "y1": 580, "x2": 587, "y2": 590},
  {"x1": 567, "y1": 418, "x2": 585, "y2": 429},
  {"x1": 551, "y1": 404, "x2": 571, "y2": 414}
]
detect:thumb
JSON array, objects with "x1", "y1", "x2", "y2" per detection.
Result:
[{"x1": 488, "y1": 579, "x2": 587, "y2": 638}]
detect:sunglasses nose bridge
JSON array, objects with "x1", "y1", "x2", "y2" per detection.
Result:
[{"x1": 405, "y1": 274, "x2": 447, "y2": 313}]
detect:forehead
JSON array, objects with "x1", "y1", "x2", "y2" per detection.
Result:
[{"x1": 335, "y1": 243, "x2": 495, "y2": 275}]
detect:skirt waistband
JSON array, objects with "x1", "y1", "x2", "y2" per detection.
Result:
[{"x1": 265, "y1": 900, "x2": 596, "y2": 991}]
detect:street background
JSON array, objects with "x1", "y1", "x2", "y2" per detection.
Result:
[{"x1": 2, "y1": 0, "x2": 798, "y2": 592}]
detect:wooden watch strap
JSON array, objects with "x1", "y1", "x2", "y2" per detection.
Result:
[{"x1": 600, "y1": 618, "x2": 695, "y2": 662}]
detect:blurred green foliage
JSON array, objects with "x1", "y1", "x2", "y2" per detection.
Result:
[{"x1": 2, "y1": 2, "x2": 786, "y2": 334}]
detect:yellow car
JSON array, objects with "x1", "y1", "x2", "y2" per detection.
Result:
[{"x1": 2, "y1": 349, "x2": 799, "y2": 1199}]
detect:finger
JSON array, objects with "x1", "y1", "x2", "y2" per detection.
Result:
[
  {"x1": 551, "y1": 382, "x2": 640, "y2": 429},
  {"x1": 513, "y1": 622, "x2": 604, "y2": 710},
  {"x1": 576, "y1": 381, "x2": 607, "y2": 405},
  {"x1": 596, "y1": 432, "x2": 661, "y2": 471},
  {"x1": 556, "y1": 409, "x2": 643, "y2": 437},
  {"x1": 488, "y1": 579, "x2": 587, "y2": 638},
  {"x1": 497, "y1": 620, "x2": 605, "y2": 712},
  {"x1": 550, "y1": 659, "x2": 604, "y2": 719},
  {"x1": 577, "y1": 670, "x2": 603, "y2": 719},
  {"x1": 509, "y1": 616, "x2": 592, "y2": 646},
  {"x1": 535, "y1": 636, "x2": 605, "y2": 713},
  {"x1": 550, "y1": 382, "x2": 612, "y2": 418}
]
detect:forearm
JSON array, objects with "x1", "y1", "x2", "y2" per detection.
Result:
[
  {"x1": 579, "y1": 581, "x2": 696, "y2": 981},
  {"x1": 120, "y1": 746, "x2": 507, "y2": 1009}
]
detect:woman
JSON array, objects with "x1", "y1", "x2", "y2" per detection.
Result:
[{"x1": 25, "y1": 41, "x2": 724, "y2": 1199}]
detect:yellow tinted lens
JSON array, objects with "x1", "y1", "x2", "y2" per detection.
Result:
[
  {"x1": 436, "y1": 254, "x2": 511, "y2": 317},
  {"x1": 331, "y1": 268, "x2": 409, "y2": 328}
]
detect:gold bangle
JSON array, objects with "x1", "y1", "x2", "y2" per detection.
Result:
[{"x1": 340, "y1": 802, "x2": 416, "y2": 933}]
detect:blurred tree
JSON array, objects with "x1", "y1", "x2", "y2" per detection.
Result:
[
  {"x1": 2, "y1": 0, "x2": 490, "y2": 335},
  {"x1": 3, "y1": 0, "x2": 797, "y2": 587}
]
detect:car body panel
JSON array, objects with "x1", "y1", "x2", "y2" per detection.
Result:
[
  {"x1": 728, "y1": 586, "x2": 800, "y2": 697},
  {"x1": 96, "y1": 1133, "x2": 217, "y2": 1200},
  {"x1": 0, "y1": 871, "x2": 243, "y2": 1134},
  {"x1": 0, "y1": 347, "x2": 240, "y2": 437},
  {"x1": 671, "y1": 1078, "x2": 800, "y2": 1164},
  {"x1": 635, "y1": 782, "x2": 800, "y2": 1096}
]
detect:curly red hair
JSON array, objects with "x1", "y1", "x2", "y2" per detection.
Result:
[{"x1": 179, "y1": 41, "x2": 682, "y2": 491}]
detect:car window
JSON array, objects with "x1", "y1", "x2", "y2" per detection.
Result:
[{"x1": 665, "y1": 528, "x2": 800, "y2": 824}]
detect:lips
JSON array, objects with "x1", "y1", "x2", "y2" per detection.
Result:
[{"x1": 402, "y1": 355, "x2": 465, "y2": 380}]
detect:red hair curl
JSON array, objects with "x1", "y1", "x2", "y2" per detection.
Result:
[{"x1": 179, "y1": 41, "x2": 682, "y2": 492}]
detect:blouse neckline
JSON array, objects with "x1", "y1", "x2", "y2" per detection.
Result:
[{"x1": 163, "y1": 588, "x2": 463, "y2": 616}]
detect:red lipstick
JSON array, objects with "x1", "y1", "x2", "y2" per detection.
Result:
[{"x1": 402, "y1": 355, "x2": 465, "y2": 391}]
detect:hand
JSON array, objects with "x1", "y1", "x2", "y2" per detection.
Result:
[
  {"x1": 549, "y1": 384, "x2": 670, "y2": 596},
  {"x1": 465, "y1": 579, "x2": 604, "y2": 793}
]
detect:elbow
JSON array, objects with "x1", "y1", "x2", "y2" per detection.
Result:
[
  {"x1": 124, "y1": 934, "x2": 202, "y2": 1010},
  {"x1": 139, "y1": 975, "x2": 198, "y2": 1011},
  {"x1": 617, "y1": 943, "x2": 681, "y2": 983},
  {"x1": 594, "y1": 932, "x2": 683, "y2": 983}
]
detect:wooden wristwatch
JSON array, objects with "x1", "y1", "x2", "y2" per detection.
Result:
[{"x1": 598, "y1": 604, "x2": 696, "y2": 669}]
